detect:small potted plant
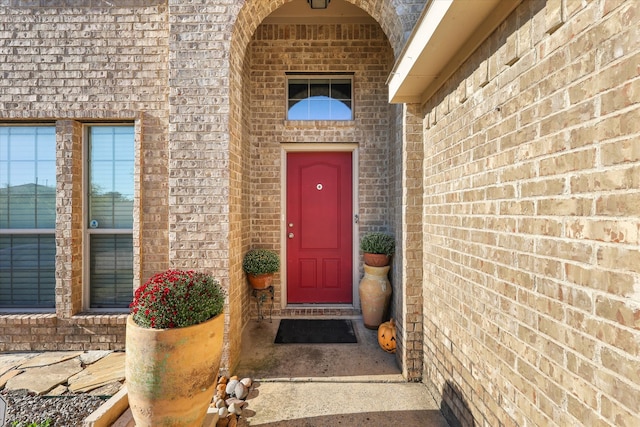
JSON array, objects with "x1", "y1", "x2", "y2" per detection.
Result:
[
  {"x1": 126, "y1": 269, "x2": 226, "y2": 427},
  {"x1": 360, "y1": 232, "x2": 395, "y2": 267},
  {"x1": 243, "y1": 248, "x2": 280, "y2": 290}
]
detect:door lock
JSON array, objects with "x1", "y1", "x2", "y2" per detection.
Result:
[{"x1": 288, "y1": 233, "x2": 294, "y2": 239}]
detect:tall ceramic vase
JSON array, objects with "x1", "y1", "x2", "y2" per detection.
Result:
[
  {"x1": 359, "y1": 264, "x2": 392, "y2": 329},
  {"x1": 125, "y1": 313, "x2": 225, "y2": 427}
]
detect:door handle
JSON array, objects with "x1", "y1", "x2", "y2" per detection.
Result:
[{"x1": 288, "y1": 233, "x2": 294, "y2": 239}]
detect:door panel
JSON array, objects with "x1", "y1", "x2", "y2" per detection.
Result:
[{"x1": 287, "y1": 152, "x2": 353, "y2": 303}]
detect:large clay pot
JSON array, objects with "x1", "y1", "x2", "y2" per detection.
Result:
[
  {"x1": 247, "y1": 273, "x2": 274, "y2": 290},
  {"x1": 358, "y1": 264, "x2": 392, "y2": 329},
  {"x1": 125, "y1": 313, "x2": 224, "y2": 427}
]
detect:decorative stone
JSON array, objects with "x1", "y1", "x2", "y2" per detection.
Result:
[
  {"x1": 215, "y1": 399, "x2": 226, "y2": 409},
  {"x1": 216, "y1": 417, "x2": 229, "y2": 427},
  {"x1": 218, "y1": 407, "x2": 228, "y2": 417},
  {"x1": 240, "y1": 377, "x2": 252, "y2": 388},
  {"x1": 225, "y1": 398, "x2": 245, "y2": 407},
  {"x1": 225, "y1": 379, "x2": 239, "y2": 396},
  {"x1": 234, "y1": 382, "x2": 248, "y2": 400},
  {"x1": 218, "y1": 376, "x2": 228, "y2": 385},
  {"x1": 228, "y1": 402, "x2": 243, "y2": 415}
]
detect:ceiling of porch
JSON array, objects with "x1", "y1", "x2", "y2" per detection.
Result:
[{"x1": 263, "y1": 0, "x2": 376, "y2": 24}]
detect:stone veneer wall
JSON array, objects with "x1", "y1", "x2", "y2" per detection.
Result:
[{"x1": 421, "y1": 0, "x2": 640, "y2": 425}]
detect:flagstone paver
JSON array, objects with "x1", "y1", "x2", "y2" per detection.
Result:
[
  {"x1": 88, "y1": 381, "x2": 124, "y2": 396},
  {"x1": 18, "y1": 351, "x2": 83, "y2": 369},
  {"x1": 48, "y1": 384, "x2": 70, "y2": 396},
  {"x1": 0, "y1": 369, "x2": 23, "y2": 388},
  {"x1": 0, "y1": 353, "x2": 37, "y2": 376},
  {"x1": 68, "y1": 352, "x2": 125, "y2": 393},
  {"x1": 5, "y1": 358, "x2": 84, "y2": 394},
  {"x1": 80, "y1": 350, "x2": 112, "y2": 366}
]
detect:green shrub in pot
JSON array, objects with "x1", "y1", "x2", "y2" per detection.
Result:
[
  {"x1": 242, "y1": 249, "x2": 280, "y2": 276},
  {"x1": 359, "y1": 232, "x2": 395, "y2": 256}
]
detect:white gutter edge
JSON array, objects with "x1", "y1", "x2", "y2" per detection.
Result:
[{"x1": 387, "y1": 0, "x2": 453, "y2": 103}]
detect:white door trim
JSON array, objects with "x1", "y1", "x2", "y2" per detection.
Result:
[{"x1": 280, "y1": 143, "x2": 360, "y2": 310}]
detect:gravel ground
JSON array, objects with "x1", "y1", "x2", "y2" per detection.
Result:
[{"x1": 1, "y1": 389, "x2": 106, "y2": 427}]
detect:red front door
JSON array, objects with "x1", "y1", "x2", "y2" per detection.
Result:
[{"x1": 286, "y1": 152, "x2": 353, "y2": 303}]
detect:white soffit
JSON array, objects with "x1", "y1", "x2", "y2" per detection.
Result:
[{"x1": 388, "y1": 0, "x2": 522, "y2": 104}]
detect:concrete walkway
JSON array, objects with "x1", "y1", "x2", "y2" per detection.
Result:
[
  {"x1": 0, "y1": 318, "x2": 450, "y2": 426},
  {"x1": 232, "y1": 318, "x2": 449, "y2": 426}
]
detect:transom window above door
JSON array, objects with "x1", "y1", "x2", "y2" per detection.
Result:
[{"x1": 287, "y1": 75, "x2": 353, "y2": 120}]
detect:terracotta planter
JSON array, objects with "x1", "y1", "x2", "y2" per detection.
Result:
[
  {"x1": 247, "y1": 273, "x2": 274, "y2": 290},
  {"x1": 363, "y1": 253, "x2": 390, "y2": 267},
  {"x1": 125, "y1": 313, "x2": 224, "y2": 427},
  {"x1": 358, "y1": 264, "x2": 392, "y2": 329}
]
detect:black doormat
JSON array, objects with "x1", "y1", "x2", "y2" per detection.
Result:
[{"x1": 274, "y1": 319, "x2": 357, "y2": 344}]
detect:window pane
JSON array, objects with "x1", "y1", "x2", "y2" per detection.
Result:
[
  {"x1": 89, "y1": 234, "x2": 133, "y2": 308},
  {"x1": 308, "y1": 97, "x2": 332, "y2": 120},
  {"x1": 0, "y1": 126, "x2": 56, "y2": 229},
  {"x1": 287, "y1": 77, "x2": 352, "y2": 120},
  {"x1": 332, "y1": 100, "x2": 352, "y2": 120},
  {"x1": 0, "y1": 234, "x2": 55, "y2": 308},
  {"x1": 89, "y1": 126, "x2": 134, "y2": 229},
  {"x1": 331, "y1": 81, "x2": 351, "y2": 100},
  {"x1": 288, "y1": 80, "x2": 308, "y2": 100},
  {"x1": 88, "y1": 125, "x2": 134, "y2": 309},
  {"x1": 288, "y1": 99, "x2": 309, "y2": 120},
  {"x1": 310, "y1": 80, "x2": 330, "y2": 97}
]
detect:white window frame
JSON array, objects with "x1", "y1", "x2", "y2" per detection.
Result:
[
  {"x1": 286, "y1": 74, "x2": 354, "y2": 121},
  {"x1": 0, "y1": 124, "x2": 56, "y2": 312},
  {"x1": 82, "y1": 123, "x2": 134, "y2": 311}
]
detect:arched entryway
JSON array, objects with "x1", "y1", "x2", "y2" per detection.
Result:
[{"x1": 226, "y1": 0, "x2": 421, "y2": 379}]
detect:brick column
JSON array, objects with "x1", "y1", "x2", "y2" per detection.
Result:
[
  {"x1": 400, "y1": 103, "x2": 424, "y2": 380},
  {"x1": 55, "y1": 120, "x2": 83, "y2": 318},
  {"x1": 168, "y1": 0, "x2": 241, "y2": 370}
]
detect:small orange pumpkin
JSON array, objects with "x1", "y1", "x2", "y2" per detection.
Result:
[{"x1": 377, "y1": 318, "x2": 397, "y2": 353}]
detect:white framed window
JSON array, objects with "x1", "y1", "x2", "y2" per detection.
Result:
[
  {"x1": 287, "y1": 75, "x2": 353, "y2": 120},
  {"x1": 0, "y1": 125, "x2": 56, "y2": 309},
  {"x1": 85, "y1": 125, "x2": 134, "y2": 309}
]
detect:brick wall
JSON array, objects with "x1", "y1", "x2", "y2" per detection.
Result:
[
  {"x1": 0, "y1": 314, "x2": 127, "y2": 352},
  {"x1": 0, "y1": 2, "x2": 169, "y2": 350},
  {"x1": 421, "y1": 0, "x2": 640, "y2": 425}
]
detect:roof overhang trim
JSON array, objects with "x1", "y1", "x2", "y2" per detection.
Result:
[{"x1": 388, "y1": 0, "x2": 522, "y2": 104}]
